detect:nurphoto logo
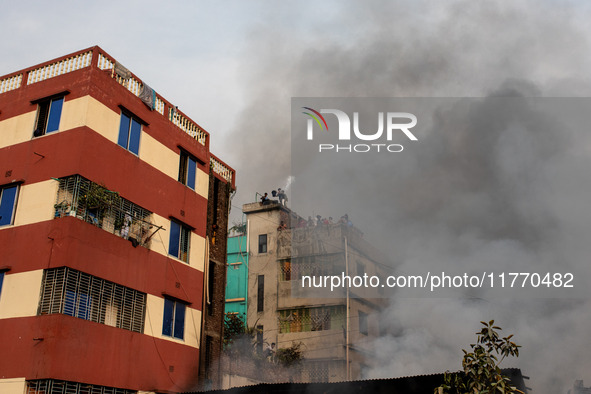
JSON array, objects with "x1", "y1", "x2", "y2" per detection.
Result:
[{"x1": 302, "y1": 107, "x2": 418, "y2": 153}]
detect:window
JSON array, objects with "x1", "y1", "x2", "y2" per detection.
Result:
[
  {"x1": 38, "y1": 267, "x2": 146, "y2": 333},
  {"x1": 306, "y1": 361, "x2": 329, "y2": 383},
  {"x1": 258, "y1": 234, "x2": 267, "y2": 254},
  {"x1": 26, "y1": 379, "x2": 137, "y2": 394},
  {"x1": 257, "y1": 275, "x2": 264, "y2": 312},
  {"x1": 279, "y1": 306, "x2": 345, "y2": 333},
  {"x1": 178, "y1": 150, "x2": 197, "y2": 190},
  {"x1": 280, "y1": 256, "x2": 334, "y2": 281},
  {"x1": 117, "y1": 112, "x2": 141, "y2": 155},
  {"x1": 311, "y1": 307, "x2": 331, "y2": 331},
  {"x1": 33, "y1": 96, "x2": 64, "y2": 137},
  {"x1": 356, "y1": 261, "x2": 365, "y2": 276},
  {"x1": 359, "y1": 311, "x2": 368, "y2": 335},
  {"x1": 169, "y1": 220, "x2": 190, "y2": 262},
  {"x1": 0, "y1": 272, "x2": 4, "y2": 299},
  {"x1": 279, "y1": 260, "x2": 291, "y2": 281},
  {"x1": 0, "y1": 184, "x2": 18, "y2": 226},
  {"x1": 162, "y1": 297, "x2": 186, "y2": 339},
  {"x1": 64, "y1": 290, "x2": 91, "y2": 320}
]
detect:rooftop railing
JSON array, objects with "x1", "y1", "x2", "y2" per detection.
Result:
[
  {"x1": 27, "y1": 50, "x2": 93, "y2": 85},
  {"x1": 210, "y1": 154, "x2": 234, "y2": 184},
  {"x1": 0, "y1": 74, "x2": 22, "y2": 94}
]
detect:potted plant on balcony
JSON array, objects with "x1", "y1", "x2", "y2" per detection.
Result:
[{"x1": 78, "y1": 183, "x2": 121, "y2": 226}]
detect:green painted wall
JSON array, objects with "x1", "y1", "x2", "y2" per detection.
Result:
[{"x1": 225, "y1": 235, "x2": 248, "y2": 319}]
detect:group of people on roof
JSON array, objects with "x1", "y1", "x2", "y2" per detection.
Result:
[
  {"x1": 259, "y1": 188, "x2": 288, "y2": 207},
  {"x1": 295, "y1": 213, "x2": 352, "y2": 228}
]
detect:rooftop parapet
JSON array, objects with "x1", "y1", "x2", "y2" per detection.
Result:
[{"x1": 0, "y1": 46, "x2": 235, "y2": 187}]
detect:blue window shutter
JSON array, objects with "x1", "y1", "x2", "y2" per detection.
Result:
[
  {"x1": 0, "y1": 185, "x2": 18, "y2": 226},
  {"x1": 129, "y1": 118, "x2": 141, "y2": 155},
  {"x1": 78, "y1": 293, "x2": 91, "y2": 320},
  {"x1": 64, "y1": 290, "x2": 77, "y2": 316},
  {"x1": 162, "y1": 298, "x2": 174, "y2": 336},
  {"x1": 118, "y1": 113, "x2": 131, "y2": 148},
  {"x1": 46, "y1": 97, "x2": 64, "y2": 133},
  {"x1": 187, "y1": 157, "x2": 197, "y2": 190},
  {"x1": 0, "y1": 272, "x2": 4, "y2": 298},
  {"x1": 169, "y1": 221, "x2": 180, "y2": 258},
  {"x1": 174, "y1": 302, "x2": 186, "y2": 339}
]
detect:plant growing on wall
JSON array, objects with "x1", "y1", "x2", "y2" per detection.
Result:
[{"x1": 228, "y1": 221, "x2": 247, "y2": 235}]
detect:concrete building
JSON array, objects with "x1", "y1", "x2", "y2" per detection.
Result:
[
  {"x1": 225, "y1": 235, "x2": 248, "y2": 319},
  {"x1": 242, "y1": 200, "x2": 386, "y2": 383},
  {"x1": 0, "y1": 46, "x2": 234, "y2": 394},
  {"x1": 570, "y1": 381, "x2": 591, "y2": 394}
]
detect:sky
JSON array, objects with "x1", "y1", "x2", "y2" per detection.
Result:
[{"x1": 3, "y1": 1, "x2": 591, "y2": 392}]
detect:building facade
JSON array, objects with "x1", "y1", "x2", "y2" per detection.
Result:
[
  {"x1": 242, "y1": 200, "x2": 385, "y2": 383},
  {"x1": 0, "y1": 46, "x2": 234, "y2": 394}
]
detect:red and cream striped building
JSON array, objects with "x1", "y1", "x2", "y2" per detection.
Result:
[{"x1": 0, "y1": 46, "x2": 235, "y2": 394}]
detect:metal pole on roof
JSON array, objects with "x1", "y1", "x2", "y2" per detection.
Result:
[{"x1": 345, "y1": 235, "x2": 350, "y2": 381}]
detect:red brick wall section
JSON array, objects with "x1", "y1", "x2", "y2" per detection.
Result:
[{"x1": 198, "y1": 172, "x2": 232, "y2": 390}]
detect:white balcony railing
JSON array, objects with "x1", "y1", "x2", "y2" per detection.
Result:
[
  {"x1": 0, "y1": 74, "x2": 22, "y2": 94},
  {"x1": 210, "y1": 155, "x2": 233, "y2": 184},
  {"x1": 27, "y1": 50, "x2": 93, "y2": 85},
  {"x1": 97, "y1": 52, "x2": 166, "y2": 116}
]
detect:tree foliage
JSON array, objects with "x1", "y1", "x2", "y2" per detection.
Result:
[
  {"x1": 80, "y1": 182, "x2": 120, "y2": 210},
  {"x1": 229, "y1": 221, "x2": 247, "y2": 235},
  {"x1": 275, "y1": 342, "x2": 304, "y2": 367},
  {"x1": 436, "y1": 320, "x2": 522, "y2": 394},
  {"x1": 223, "y1": 314, "x2": 304, "y2": 368},
  {"x1": 223, "y1": 313, "x2": 247, "y2": 347}
]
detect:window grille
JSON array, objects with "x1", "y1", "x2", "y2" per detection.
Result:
[
  {"x1": 38, "y1": 267, "x2": 146, "y2": 333},
  {"x1": 302, "y1": 361, "x2": 330, "y2": 383},
  {"x1": 279, "y1": 255, "x2": 336, "y2": 281},
  {"x1": 26, "y1": 379, "x2": 136, "y2": 394},
  {"x1": 280, "y1": 260, "x2": 291, "y2": 281},
  {"x1": 55, "y1": 175, "x2": 154, "y2": 247},
  {"x1": 279, "y1": 306, "x2": 345, "y2": 333}
]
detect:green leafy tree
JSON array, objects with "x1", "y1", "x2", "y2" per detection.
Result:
[
  {"x1": 436, "y1": 320, "x2": 522, "y2": 394},
  {"x1": 223, "y1": 313, "x2": 247, "y2": 347},
  {"x1": 223, "y1": 314, "x2": 262, "y2": 358}
]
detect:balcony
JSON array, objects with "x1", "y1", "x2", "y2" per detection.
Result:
[
  {"x1": 277, "y1": 224, "x2": 385, "y2": 266},
  {"x1": 54, "y1": 175, "x2": 157, "y2": 248}
]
